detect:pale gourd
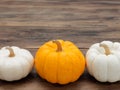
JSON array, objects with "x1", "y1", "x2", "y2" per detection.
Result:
[
  {"x1": 86, "y1": 41, "x2": 120, "y2": 82},
  {"x1": 0, "y1": 46, "x2": 34, "y2": 81}
]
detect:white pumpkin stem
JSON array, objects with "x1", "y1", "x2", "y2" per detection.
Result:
[
  {"x1": 53, "y1": 40, "x2": 62, "y2": 52},
  {"x1": 6, "y1": 47, "x2": 15, "y2": 57},
  {"x1": 100, "y1": 44, "x2": 111, "y2": 55}
]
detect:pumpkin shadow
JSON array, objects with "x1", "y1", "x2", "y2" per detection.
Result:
[
  {"x1": 0, "y1": 72, "x2": 34, "y2": 83},
  {"x1": 0, "y1": 69, "x2": 37, "y2": 90},
  {"x1": 34, "y1": 70, "x2": 92, "y2": 89},
  {"x1": 0, "y1": 69, "x2": 120, "y2": 90}
]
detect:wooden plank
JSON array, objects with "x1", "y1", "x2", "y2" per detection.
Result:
[
  {"x1": 0, "y1": 0, "x2": 119, "y2": 49},
  {"x1": 0, "y1": 28, "x2": 119, "y2": 49},
  {"x1": 0, "y1": 0, "x2": 119, "y2": 28}
]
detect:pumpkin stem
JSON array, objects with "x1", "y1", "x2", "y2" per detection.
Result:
[
  {"x1": 100, "y1": 44, "x2": 111, "y2": 55},
  {"x1": 6, "y1": 46, "x2": 15, "y2": 57},
  {"x1": 53, "y1": 40, "x2": 62, "y2": 52}
]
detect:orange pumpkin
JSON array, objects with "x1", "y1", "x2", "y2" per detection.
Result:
[{"x1": 35, "y1": 40, "x2": 85, "y2": 84}]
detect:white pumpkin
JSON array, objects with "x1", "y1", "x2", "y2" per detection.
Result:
[
  {"x1": 86, "y1": 41, "x2": 120, "y2": 82},
  {"x1": 0, "y1": 46, "x2": 34, "y2": 81}
]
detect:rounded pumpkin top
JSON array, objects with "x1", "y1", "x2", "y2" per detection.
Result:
[{"x1": 37, "y1": 40, "x2": 82, "y2": 54}]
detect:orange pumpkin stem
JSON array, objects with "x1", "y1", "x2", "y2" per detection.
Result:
[
  {"x1": 6, "y1": 46, "x2": 15, "y2": 57},
  {"x1": 53, "y1": 40, "x2": 62, "y2": 52},
  {"x1": 100, "y1": 44, "x2": 111, "y2": 55}
]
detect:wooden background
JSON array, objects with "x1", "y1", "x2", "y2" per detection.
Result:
[{"x1": 0, "y1": 0, "x2": 120, "y2": 90}]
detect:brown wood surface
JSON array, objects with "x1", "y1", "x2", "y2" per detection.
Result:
[{"x1": 0, "y1": 0, "x2": 120, "y2": 90}]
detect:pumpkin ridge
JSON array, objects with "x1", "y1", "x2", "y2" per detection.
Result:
[
  {"x1": 56, "y1": 53, "x2": 60, "y2": 83},
  {"x1": 37, "y1": 51, "x2": 50, "y2": 79},
  {"x1": 91, "y1": 55, "x2": 97, "y2": 76},
  {"x1": 0, "y1": 59, "x2": 6, "y2": 80},
  {"x1": 35, "y1": 55, "x2": 44, "y2": 78},
  {"x1": 71, "y1": 52, "x2": 81, "y2": 82},
  {"x1": 21, "y1": 55, "x2": 33, "y2": 73},
  {"x1": 45, "y1": 43, "x2": 55, "y2": 49},
  {"x1": 106, "y1": 57, "x2": 108, "y2": 82},
  {"x1": 72, "y1": 51, "x2": 85, "y2": 81},
  {"x1": 42, "y1": 52, "x2": 52, "y2": 80},
  {"x1": 17, "y1": 58, "x2": 27, "y2": 78},
  {"x1": 66, "y1": 53, "x2": 74, "y2": 82}
]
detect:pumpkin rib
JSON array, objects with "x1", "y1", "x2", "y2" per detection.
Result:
[
  {"x1": 22, "y1": 56, "x2": 33, "y2": 73},
  {"x1": 57, "y1": 53, "x2": 61, "y2": 84},
  {"x1": 72, "y1": 52, "x2": 84, "y2": 81},
  {"x1": 91, "y1": 54, "x2": 99, "y2": 76},
  {"x1": 3, "y1": 59, "x2": 23, "y2": 80},
  {"x1": 56, "y1": 53, "x2": 59, "y2": 83},
  {"x1": 42, "y1": 52, "x2": 52, "y2": 80},
  {"x1": 35, "y1": 52, "x2": 49, "y2": 78},
  {"x1": 38, "y1": 55, "x2": 46, "y2": 79},
  {"x1": 21, "y1": 49, "x2": 34, "y2": 67},
  {"x1": 68, "y1": 52, "x2": 83, "y2": 82},
  {"x1": 66, "y1": 54, "x2": 74, "y2": 83},
  {"x1": 66, "y1": 53, "x2": 74, "y2": 83},
  {"x1": 18, "y1": 58, "x2": 28, "y2": 77},
  {"x1": 35, "y1": 52, "x2": 43, "y2": 78},
  {"x1": 63, "y1": 43, "x2": 73, "y2": 49},
  {"x1": 0, "y1": 59, "x2": 5, "y2": 80},
  {"x1": 45, "y1": 43, "x2": 55, "y2": 49},
  {"x1": 86, "y1": 50, "x2": 98, "y2": 76},
  {"x1": 20, "y1": 57, "x2": 32, "y2": 78},
  {"x1": 41, "y1": 52, "x2": 50, "y2": 79},
  {"x1": 107, "y1": 55, "x2": 120, "y2": 82},
  {"x1": 64, "y1": 53, "x2": 73, "y2": 84},
  {"x1": 70, "y1": 53, "x2": 80, "y2": 82},
  {"x1": 92, "y1": 55, "x2": 108, "y2": 82},
  {"x1": 43, "y1": 52, "x2": 58, "y2": 83},
  {"x1": 57, "y1": 52, "x2": 73, "y2": 84}
]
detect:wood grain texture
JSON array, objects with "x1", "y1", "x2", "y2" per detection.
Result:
[
  {"x1": 0, "y1": 0, "x2": 120, "y2": 90},
  {"x1": 0, "y1": 29, "x2": 120, "y2": 49}
]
